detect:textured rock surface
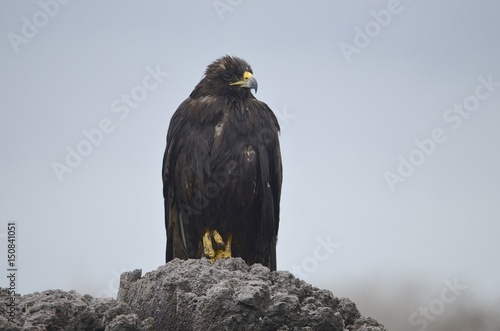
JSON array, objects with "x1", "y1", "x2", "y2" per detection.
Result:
[{"x1": 1, "y1": 258, "x2": 387, "y2": 330}]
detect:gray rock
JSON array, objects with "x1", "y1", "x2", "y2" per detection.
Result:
[
  {"x1": 0, "y1": 258, "x2": 387, "y2": 330},
  {"x1": 117, "y1": 258, "x2": 387, "y2": 331},
  {"x1": 15, "y1": 290, "x2": 97, "y2": 331}
]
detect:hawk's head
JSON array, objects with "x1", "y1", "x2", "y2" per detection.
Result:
[{"x1": 191, "y1": 55, "x2": 258, "y2": 98}]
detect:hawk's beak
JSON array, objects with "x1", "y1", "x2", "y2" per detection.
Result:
[{"x1": 230, "y1": 71, "x2": 258, "y2": 93}]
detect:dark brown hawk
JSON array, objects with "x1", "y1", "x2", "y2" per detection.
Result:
[{"x1": 162, "y1": 55, "x2": 282, "y2": 271}]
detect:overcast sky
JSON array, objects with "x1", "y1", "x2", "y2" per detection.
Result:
[{"x1": 1, "y1": 0, "x2": 499, "y2": 327}]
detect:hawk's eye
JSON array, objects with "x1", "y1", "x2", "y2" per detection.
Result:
[{"x1": 223, "y1": 73, "x2": 233, "y2": 82}]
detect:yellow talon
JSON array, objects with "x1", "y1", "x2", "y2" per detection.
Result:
[
  {"x1": 203, "y1": 230, "x2": 232, "y2": 262},
  {"x1": 213, "y1": 230, "x2": 224, "y2": 246},
  {"x1": 203, "y1": 230, "x2": 215, "y2": 259},
  {"x1": 215, "y1": 234, "x2": 232, "y2": 260}
]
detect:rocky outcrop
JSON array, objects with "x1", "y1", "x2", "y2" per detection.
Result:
[{"x1": 1, "y1": 258, "x2": 387, "y2": 330}]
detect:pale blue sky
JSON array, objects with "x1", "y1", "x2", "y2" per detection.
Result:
[{"x1": 1, "y1": 1, "x2": 500, "y2": 328}]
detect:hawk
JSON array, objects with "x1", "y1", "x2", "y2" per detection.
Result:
[{"x1": 162, "y1": 55, "x2": 282, "y2": 271}]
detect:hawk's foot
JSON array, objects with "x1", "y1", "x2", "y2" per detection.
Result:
[{"x1": 203, "y1": 229, "x2": 232, "y2": 263}]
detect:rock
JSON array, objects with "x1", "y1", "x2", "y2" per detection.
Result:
[
  {"x1": 0, "y1": 258, "x2": 387, "y2": 330},
  {"x1": 117, "y1": 258, "x2": 387, "y2": 331},
  {"x1": 11, "y1": 290, "x2": 97, "y2": 331}
]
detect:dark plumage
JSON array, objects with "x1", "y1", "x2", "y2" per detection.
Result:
[{"x1": 162, "y1": 55, "x2": 282, "y2": 271}]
